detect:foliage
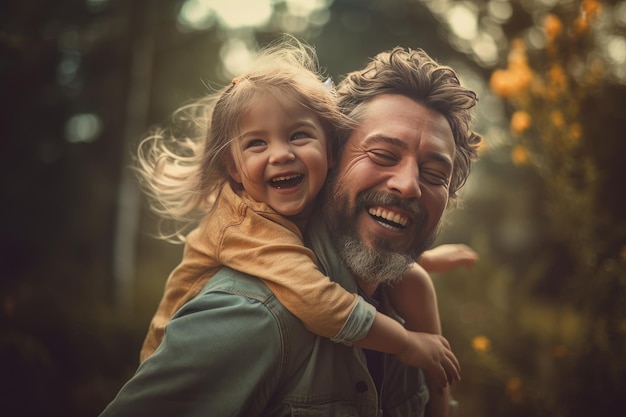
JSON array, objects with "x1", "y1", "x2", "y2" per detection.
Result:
[
  {"x1": 439, "y1": 1, "x2": 626, "y2": 416},
  {"x1": 2, "y1": 0, "x2": 625, "y2": 416}
]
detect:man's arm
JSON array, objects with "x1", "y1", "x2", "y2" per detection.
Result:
[
  {"x1": 387, "y1": 262, "x2": 454, "y2": 417},
  {"x1": 100, "y1": 284, "x2": 286, "y2": 417},
  {"x1": 418, "y1": 244, "x2": 478, "y2": 274}
]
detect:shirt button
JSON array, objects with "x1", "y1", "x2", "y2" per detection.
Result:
[{"x1": 355, "y1": 381, "x2": 369, "y2": 393}]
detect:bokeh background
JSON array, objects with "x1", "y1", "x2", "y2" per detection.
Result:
[{"x1": 1, "y1": 0, "x2": 625, "y2": 416}]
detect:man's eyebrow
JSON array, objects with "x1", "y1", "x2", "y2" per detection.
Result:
[{"x1": 364, "y1": 135, "x2": 408, "y2": 149}]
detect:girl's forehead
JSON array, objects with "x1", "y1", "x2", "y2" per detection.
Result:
[
  {"x1": 241, "y1": 90, "x2": 314, "y2": 120},
  {"x1": 247, "y1": 87, "x2": 304, "y2": 108}
]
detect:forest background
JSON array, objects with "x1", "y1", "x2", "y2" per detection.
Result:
[{"x1": 1, "y1": 0, "x2": 625, "y2": 416}]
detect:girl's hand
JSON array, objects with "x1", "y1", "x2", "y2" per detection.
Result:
[{"x1": 396, "y1": 331, "x2": 461, "y2": 389}]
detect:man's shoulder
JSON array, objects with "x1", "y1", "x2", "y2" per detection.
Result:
[
  {"x1": 198, "y1": 266, "x2": 277, "y2": 304},
  {"x1": 178, "y1": 266, "x2": 317, "y2": 364},
  {"x1": 193, "y1": 266, "x2": 311, "y2": 337}
]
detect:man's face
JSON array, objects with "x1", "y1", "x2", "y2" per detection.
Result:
[{"x1": 327, "y1": 94, "x2": 455, "y2": 285}]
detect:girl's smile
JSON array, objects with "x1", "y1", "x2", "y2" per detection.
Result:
[{"x1": 229, "y1": 94, "x2": 330, "y2": 217}]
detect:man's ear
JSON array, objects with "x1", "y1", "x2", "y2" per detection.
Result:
[{"x1": 326, "y1": 141, "x2": 336, "y2": 169}]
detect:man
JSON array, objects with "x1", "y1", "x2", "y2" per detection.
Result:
[
  {"x1": 100, "y1": 47, "x2": 480, "y2": 417},
  {"x1": 321, "y1": 47, "x2": 480, "y2": 416}
]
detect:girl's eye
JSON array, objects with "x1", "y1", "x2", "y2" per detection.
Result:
[
  {"x1": 291, "y1": 131, "x2": 311, "y2": 141},
  {"x1": 245, "y1": 139, "x2": 266, "y2": 149}
]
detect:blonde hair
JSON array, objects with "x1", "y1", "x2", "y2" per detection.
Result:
[{"x1": 135, "y1": 36, "x2": 349, "y2": 241}]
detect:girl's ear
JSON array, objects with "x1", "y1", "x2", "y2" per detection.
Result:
[{"x1": 227, "y1": 160, "x2": 242, "y2": 184}]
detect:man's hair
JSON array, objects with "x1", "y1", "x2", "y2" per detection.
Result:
[{"x1": 335, "y1": 47, "x2": 481, "y2": 202}]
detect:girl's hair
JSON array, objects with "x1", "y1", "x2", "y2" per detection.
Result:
[
  {"x1": 335, "y1": 47, "x2": 482, "y2": 203},
  {"x1": 136, "y1": 36, "x2": 349, "y2": 241}
]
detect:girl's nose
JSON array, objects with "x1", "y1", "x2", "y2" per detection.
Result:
[{"x1": 269, "y1": 142, "x2": 296, "y2": 165}]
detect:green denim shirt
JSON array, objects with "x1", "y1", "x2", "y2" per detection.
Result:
[{"x1": 100, "y1": 216, "x2": 429, "y2": 417}]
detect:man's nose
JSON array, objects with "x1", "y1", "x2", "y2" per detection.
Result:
[
  {"x1": 386, "y1": 162, "x2": 421, "y2": 199},
  {"x1": 269, "y1": 142, "x2": 296, "y2": 164}
]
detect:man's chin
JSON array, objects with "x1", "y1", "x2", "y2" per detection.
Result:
[{"x1": 338, "y1": 234, "x2": 413, "y2": 285}]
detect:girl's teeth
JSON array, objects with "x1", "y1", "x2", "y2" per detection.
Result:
[{"x1": 273, "y1": 174, "x2": 299, "y2": 182}]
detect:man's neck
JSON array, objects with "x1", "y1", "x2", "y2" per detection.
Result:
[{"x1": 286, "y1": 204, "x2": 314, "y2": 233}]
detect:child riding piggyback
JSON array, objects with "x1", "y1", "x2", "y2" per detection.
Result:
[{"x1": 137, "y1": 36, "x2": 461, "y2": 390}]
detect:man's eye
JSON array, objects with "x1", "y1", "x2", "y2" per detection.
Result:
[
  {"x1": 422, "y1": 171, "x2": 450, "y2": 186},
  {"x1": 368, "y1": 150, "x2": 396, "y2": 166}
]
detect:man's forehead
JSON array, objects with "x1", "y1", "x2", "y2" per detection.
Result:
[{"x1": 355, "y1": 95, "x2": 452, "y2": 138}]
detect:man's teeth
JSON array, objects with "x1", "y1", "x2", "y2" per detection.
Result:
[
  {"x1": 272, "y1": 174, "x2": 300, "y2": 182},
  {"x1": 368, "y1": 207, "x2": 408, "y2": 227}
]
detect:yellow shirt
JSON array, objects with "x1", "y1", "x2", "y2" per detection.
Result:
[{"x1": 140, "y1": 182, "x2": 364, "y2": 362}]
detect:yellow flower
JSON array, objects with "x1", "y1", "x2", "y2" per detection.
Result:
[
  {"x1": 550, "y1": 111, "x2": 565, "y2": 128},
  {"x1": 582, "y1": 0, "x2": 601, "y2": 18},
  {"x1": 563, "y1": 123, "x2": 582, "y2": 149},
  {"x1": 553, "y1": 345, "x2": 568, "y2": 358},
  {"x1": 490, "y1": 69, "x2": 516, "y2": 98},
  {"x1": 506, "y1": 377, "x2": 524, "y2": 403},
  {"x1": 511, "y1": 111, "x2": 532, "y2": 134},
  {"x1": 574, "y1": 0, "x2": 602, "y2": 35},
  {"x1": 548, "y1": 65, "x2": 567, "y2": 89},
  {"x1": 543, "y1": 14, "x2": 563, "y2": 42},
  {"x1": 489, "y1": 39, "x2": 533, "y2": 98},
  {"x1": 472, "y1": 335, "x2": 490, "y2": 352},
  {"x1": 573, "y1": 15, "x2": 590, "y2": 35},
  {"x1": 511, "y1": 145, "x2": 529, "y2": 165},
  {"x1": 508, "y1": 39, "x2": 528, "y2": 68},
  {"x1": 489, "y1": 67, "x2": 533, "y2": 99}
]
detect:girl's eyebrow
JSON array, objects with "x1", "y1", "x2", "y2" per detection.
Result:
[
  {"x1": 290, "y1": 119, "x2": 320, "y2": 130},
  {"x1": 239, "y1": 130, "x2": 266, "y2": 139},
  {"x1": 239, "y1": 119, "x2": 319, "y2": 138}
]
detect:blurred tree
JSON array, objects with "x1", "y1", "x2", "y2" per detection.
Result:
[
  {"x1": 0, "y1": 0, "x2": 470, "y2": 415},
  {"x1": 436, "y1": 1, "x2": 626, "y2": 416},
  {"x1": 3, "y1": 0, "x2": 624, "y2": 416},
  {"x1": 0, "y1": 0, "x2": 155, "y2": 415}
]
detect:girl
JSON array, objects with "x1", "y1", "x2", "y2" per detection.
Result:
[{"x1": 137, "y1": 37, "x2": 462, "y2": 390}]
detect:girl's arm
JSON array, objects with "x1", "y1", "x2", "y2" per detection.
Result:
[
  {"x1": 221, "y1": 212, "x2": 459, "y2": 388},
  {"x1": 352, "y1": 312, "x2": 460, "y2": 393}
]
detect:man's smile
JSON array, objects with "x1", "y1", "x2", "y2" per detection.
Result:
[{"x1": 367, "y1": 206, "x2": 409, "y2": 228}]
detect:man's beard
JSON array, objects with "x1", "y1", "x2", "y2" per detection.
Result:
[
  {"x1": 338, "y1": 233, "x2": 414, "y2": 285},
  {"x1": 325, "y1": 177, "x2": 438, "y2": 285}
]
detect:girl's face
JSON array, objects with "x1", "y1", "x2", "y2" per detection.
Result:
[{"x1": 229, "y1": 94, "x2": 331, "y2": 218}]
